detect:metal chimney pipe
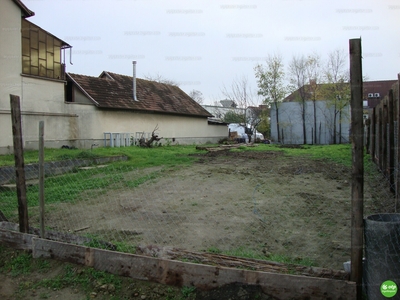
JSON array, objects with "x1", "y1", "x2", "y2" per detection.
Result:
[{"x1": 132, "y1": 61, "x2": 138, "y2": 101}]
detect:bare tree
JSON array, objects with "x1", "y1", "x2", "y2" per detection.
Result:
[
  {"x1": 288, "y1": 55, "x2": 308, "y2": 144},
  {"x1": 321, "y1": 49, "x2": 350, "y2": 144},
  {"x1": 221, "y1": 76, "x2": 262, "y2": 143},
  {"x1": 254, "y1": 53, "x2": 286, "y2": 143},
  {"x1": 143, "y1": 72, "x2": 180, "y2": 86},
  {"x1": 188, "y1": 89, "x2": 204, "y2": 104},
  {"x1": 305, "y1": 53, "x2": 322, "y2": 144}
]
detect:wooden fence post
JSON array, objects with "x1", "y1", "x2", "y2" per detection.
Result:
[
  {"x1": 39, "y1": 121, "x2": 45, "y2": 238},
  {"x1": 397, "y1": 73, "x2": 400, "y2": 211},
  {"x1": 10, "y1": 94, "x2": 29, "y2": 233},
  {"x1": 378, "y1": 106, "x2": 383, "y2": 170},
  {"x1": 371, "y1": 108, "x2": 376, "y2": 162},
  {"x1": 349, "y1": 38, "x2": 364, "y2": 300},
  {"x1": 388, "y1": 90, "x2": 395, "y2": 193},
  {"x1": 382, "y1": 98, "x2": 388, "y2": 176}
]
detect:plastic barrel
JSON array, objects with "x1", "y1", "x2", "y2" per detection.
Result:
[{"x1": 364, "y1": 213, "x2": 400, "y2": 299}]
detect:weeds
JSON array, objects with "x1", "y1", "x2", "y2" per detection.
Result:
[
  {"x1": 181, "y1": 286, "x2": 196, "y2": 298},
  {"x1": 4, "y1": 252, "x2": 32, "y2": 276}
]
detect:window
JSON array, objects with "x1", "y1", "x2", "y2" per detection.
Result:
[{"x1": 21, "y1": 19, "x2": 70, "y2": 80}]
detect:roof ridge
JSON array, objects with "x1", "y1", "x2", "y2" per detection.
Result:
[{"x1": 67, "y1": 72, "x2": 102, "y2": 78}]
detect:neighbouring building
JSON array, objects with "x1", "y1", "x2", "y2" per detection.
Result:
[
  {"x1": 0, "y1": 0, "x2": 227, "y2": 154},
  {"x1": 270, "y1": 80, "x2": 396, "y2": 145},
  {"x1": 202, "y1": 99, "x2": 246, "y2": 121}
]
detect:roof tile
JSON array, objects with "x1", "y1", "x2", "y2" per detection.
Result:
[{"x1": 67, "y1": 72, "x2": 212, "y2": 118}]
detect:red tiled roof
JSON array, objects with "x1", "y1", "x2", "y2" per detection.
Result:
[
  {"x1": 12, "y1": 0, "x2": 35, "y2": 18},
  {"x1": 67, "y1": 72, "x2": 213, "y2": 118}
]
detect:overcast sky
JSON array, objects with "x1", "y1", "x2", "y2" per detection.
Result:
[{"x1": 24, "y1": 0, "x2": 400, "y2": 105}]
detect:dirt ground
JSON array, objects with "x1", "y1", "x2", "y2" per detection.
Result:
[
  {"x1": 1, "y1": 148, "x2": 384, "y2": 299},
  {"x1": 48, "y1": 149, "x2": 353, "y2": 267}
]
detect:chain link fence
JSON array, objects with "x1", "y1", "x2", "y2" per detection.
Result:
[
  {"x1": 0, "y1": 144, "x2": 398, "y2": 298},
  {"x1": 0, "y1": 144, "x2": 393, "y2": 278}
]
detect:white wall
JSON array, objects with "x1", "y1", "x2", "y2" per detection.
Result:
[
  {"x1": 270, "y1": 101, "x2": 351, "y2": 144},
  {"x1": 0, "y1": 0, "x2": 25, "y2": 154}
]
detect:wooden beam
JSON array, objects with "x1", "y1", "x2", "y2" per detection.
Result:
[
  {"x1": 9, "y1": 94, "x2": 29, "y2": 233},
  {"x1": 0, "y1": 228, "x2": 35, "y2": 250},
  {"x1": 31, "y1": 238, "x2": 356, "y2": 299},
  {"x1": 349, "y1": 38, "x2": 364, "y2": 300}
]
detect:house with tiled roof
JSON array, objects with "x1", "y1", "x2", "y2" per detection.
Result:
[
  {"x1": 0, "y1": 0, "x2": 227, "y2": 154},
  {"x1": 64, "y1": 70, "x2": 226, "y2": 146}
]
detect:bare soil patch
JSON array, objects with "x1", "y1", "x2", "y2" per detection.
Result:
[
  {"x1": 46, "y1": 150, "x2": 353, "y2": 269},
  {"x1": 4, "y1": 149, "x2": 376, "y2": 299}
]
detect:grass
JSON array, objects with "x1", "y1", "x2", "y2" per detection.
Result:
[
  {"x1": 231, "y1": 143, "x2": 353, "y2": 166},
  {"x1": 32, "y1": 264, "x2": 122, "y2": 293},
  {"x1": 0, "y1": 249, "x2": 121, "y2": 295},
  {"x1": 0, "y1": 144, "x2": 206, "y2": 167},
  {"x1": 3, "y1": 252, "x2": 33, "y2": 276}
]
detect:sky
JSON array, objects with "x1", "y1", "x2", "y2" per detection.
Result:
[{"x1": 23, "y1": 0, "x2": 400, "y2": 105}]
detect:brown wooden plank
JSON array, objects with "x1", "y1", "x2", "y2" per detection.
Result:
[
  {"x1": 31, "y1": 238, "x2": 356, "y2": 299},
  {"x1": 0, "y1": 228, "x2": 35, "y2": 250}
]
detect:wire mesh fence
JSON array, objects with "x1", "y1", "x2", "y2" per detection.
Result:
[
  {"x1": 0, "y1": 146, "x2": 393, "y2": 275},
  {"x1": 363, "y1": 158, "x2": 400, "y2": 299},
  {"x1": 0, "y1": 143, "x2": 397, "y2": 290}
]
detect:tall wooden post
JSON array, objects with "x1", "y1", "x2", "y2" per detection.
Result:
[
  {"x1": 349, "y1": 38, "x2": 364, "y2": 300},
  {"x1": 10, "y1": 94, "x2": 29, "y2": 233},
  {"x1": 388, "y1": 90, "x2": 395, "y2": 193},
  {"x1": 370, "y1": 108, "x2": 376, "y2": 162},
  {"x1": 39, "y1": 121, "x2": 45, "y2": 238},
  {"x1": 397, "y1": 74, "x2": 400, "y2": 211},
  {"x1": 382, "y1": 99, "x2": 388, "y2": 176}
]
